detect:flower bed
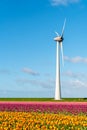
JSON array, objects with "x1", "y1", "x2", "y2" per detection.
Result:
[
  {"x1": 0, "y1": 102, "x2": 87, "y2": 115},
  {"x1": 0, "y1": 111, "x2": 87, "y2": 129},
  {"x1": 0, "y1": 102, "x2": 87, "y2": 129}
]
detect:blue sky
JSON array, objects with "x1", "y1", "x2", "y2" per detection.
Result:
[{"x1": 0, "y1": 0, "x2": 87, "y2": 98}]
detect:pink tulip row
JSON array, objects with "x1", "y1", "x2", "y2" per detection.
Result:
[{"x1": 0, "y1": 102, "x2": 87, "y2": 114}]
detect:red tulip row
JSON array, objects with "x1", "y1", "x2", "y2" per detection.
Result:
[{"x1": 0, "y1": 102, "x2": 87, "y2": 114}]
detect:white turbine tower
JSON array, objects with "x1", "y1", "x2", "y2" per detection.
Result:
[{"x1": 54, "y1": 19, "x2": 66, "y2": 100}]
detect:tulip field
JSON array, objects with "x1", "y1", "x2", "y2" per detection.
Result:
[{"x1": 0, "y1": 101, "x2": 87, "y2": 129}]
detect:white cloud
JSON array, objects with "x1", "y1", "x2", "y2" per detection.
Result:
[
  {"x1": 51, "y1": 0, "x2": 80, "y2": 6},
  {"x1": 64, "y1": 56, "x2": 87, "y2": 63},
  {"x1": 71, "y1": 79, "x2": 86, "y2": 88},
  {"x1": 16, "y1": 78, "x2": 54, "y2": 89},
  {"x1": 63, "y1": 70, "x2": 77, "y2": 78},
  {"x1": 22, "y1": 67, "x2": 39, "y2": 76},
  {"x1": 62, "y1": 70, "x2": 87, "y2": 88},
  {"x1": 63, "y1": 70, "x2": 86, "y2": 79},
  {"x1": 62, "y1": 79, "x2": 87, "y2": 88},
  {"x1": 0, "y1": 69, "x2": 10, "y2": 74}
]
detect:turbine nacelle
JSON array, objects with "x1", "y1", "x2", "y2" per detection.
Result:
[{"x1": 54, "y1": 36, "x2": 63, "y2": 43}]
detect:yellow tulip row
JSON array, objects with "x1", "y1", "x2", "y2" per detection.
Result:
[{"x1": 0, "y1": 111, "x2": 87, "y2": 130}]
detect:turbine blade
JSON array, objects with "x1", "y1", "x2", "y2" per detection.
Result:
[
  {"x1": 55, "y1": 31, "x2": 60, "y2": 36},
  {"x1": 61, "y1": 18, "x2": 66, "y2": 37},
  {"x1": 60, "y1": 42, "x2": 64, "y2": 66}
]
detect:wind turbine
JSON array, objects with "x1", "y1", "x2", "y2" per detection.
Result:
[{"x1": 54, "y1": 19, "x2": 66, "y2": 100}]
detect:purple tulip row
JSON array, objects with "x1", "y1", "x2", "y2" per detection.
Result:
[{"x1": 0, "y1": 102, "x2": 87, "y2": 114}]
